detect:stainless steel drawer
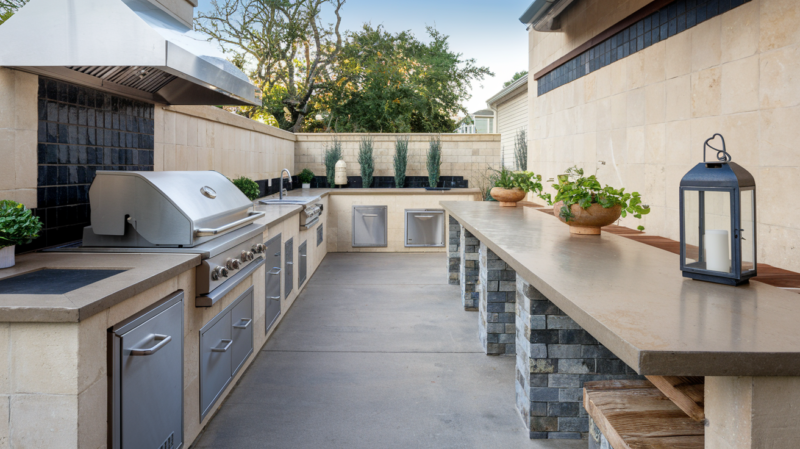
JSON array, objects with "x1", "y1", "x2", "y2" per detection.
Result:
[
  {"x1": 200, "y1": 308, "x2": 232, "y2": 421},
  {"x1": 110, "y1": 291, "x2": 184, "y2": 449},
  {"x1": 231, "y1": 288, "x2": 254, "y2": 376},
  {"x1": 405, "y1": 209, "x2": 445, "y2": 247},
  {"x1": 353, "y1": 205, "x2": 387, "y2": 247},
  {"x1": 298, "y1": 240, "x2": 307, "y2": 286},
  {"x1": 265, "y1": 234, "x2": 282, "y2": 333},
  {"x1": 285, "y1": 237, "x2": 294, "y2": 298}
]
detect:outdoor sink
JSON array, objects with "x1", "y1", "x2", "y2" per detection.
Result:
[{"x1": 260, "y1": 196, "x2": 320, "y2": 205}]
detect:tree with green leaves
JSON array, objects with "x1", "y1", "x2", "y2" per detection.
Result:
[
  {"x1": 196, "y1": 0, "x2": 345, "y2": 132},
  {"x1": 318, "y1": 24, "x2": 493, "y2": 133},
  {"x1": 0, "y1": 0, "x2": 26, "y2": 25},
  {"x1": 503, "y1": 71, "x2": 527, "y2": 87}
]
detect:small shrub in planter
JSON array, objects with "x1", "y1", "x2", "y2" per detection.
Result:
[
  {"x1": 299, "y1": 168, "x2": 315, "y2": 188},
  {"x1": 0, "y1": 200, "x2": 43, "y2": 268},
  {"x1": 324, "y1": 137, "x2": 343, "y2": 188},
  {"x1": 393, "y1": 136, "x2": 409, "y2": 188},
  {"x1": 489, "y1": 167, "x2": 543, "y2": 207},
  {"x1": 358, "y1": 136, "x2": 374, "y2": 188},
  {"x1": 231, "y1": 176, "x2": 260, "y2": 200},
  {"x1": 426, "y1": 136, "x2": 442, "y2": 188}
]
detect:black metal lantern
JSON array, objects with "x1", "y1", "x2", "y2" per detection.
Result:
[{"x1": 680, "y1": 134, "x2": 756, "y2": 286}]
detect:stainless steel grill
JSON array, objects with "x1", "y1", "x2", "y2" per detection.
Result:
[{"x1": 74, "y1": 171, "x2": 267, "y2": 301}]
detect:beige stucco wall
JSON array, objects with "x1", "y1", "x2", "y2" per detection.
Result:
[
  {"x1": 294, "y1": 133, "x2": 501, "y2": 191},
  {"x1": 528, "y1": 0, "x2": 800, "y2": 272},
  {"x1": 154, "y1": 105, "x2": 296, "y2": 181},
  {"x1": 494, "y1": 86, "x2": 529, "y2": 169},
  {"x1": 0, "y1": 68, "x2": 38, "y2": 209}
]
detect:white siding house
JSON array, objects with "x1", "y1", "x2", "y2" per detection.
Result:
[{"x1": 487, "y1": 76, "x2": 529, "y2": 169}]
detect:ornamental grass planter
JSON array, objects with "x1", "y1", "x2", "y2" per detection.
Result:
[
  {"x1": 553, "y1": 201, "x2": 622, "y2": 235},
  {"x1": 490, "y1": 187, "x2": 526, "y2": 207}
]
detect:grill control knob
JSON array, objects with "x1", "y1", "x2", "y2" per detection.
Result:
[
  {"x1": 212, "y1": 266, "x2": 229, "y2": 280},
  {"x1": 226, "y1": 258, "x2": 241, "y2": 270},
  {"x1": 241, "y1": 250, "x2": 255, "y2": 261},
  {"x1": 252, "y1": 243, "x2": 265, "y2": 254}
]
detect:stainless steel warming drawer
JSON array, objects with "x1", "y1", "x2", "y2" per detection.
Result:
[
  {"x1": 199, "y1": 286, "x2": 254, "y2": 421},
  {"x1": 265, "y1": 234, "x2": 282, "y2": 333},
  {"x1": 352, "y1": 205, "x2": 388, "y2": 247},
  {"x1": 405, "y1": 209, "x2": 445, "y2": 247},
  {"x1": 110, "y1": 291, "x2": 184, "y2": 449}
]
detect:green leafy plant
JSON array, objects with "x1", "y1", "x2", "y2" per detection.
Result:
[
  {"x1": 358, "y1": 136, "x2": 374, "y2": 188},
  {"x1": 548, "y1": 166, "x2": 650, "y2": 223},
  {"x1": 514, "y1": 129, "x2": 527, "y2": 171},
  {"x1": 0, "y1": 200, "x2": 42, "y2": 249},
  {"x1": 299, "y1": 168, "x2": 315, "y2": 184},
  {"x1": 231, "y1": 176, "x2": 260, "y2": 200},
  {"x1": 426, "y1": 136, "x2": 442, "y2": 188},
  {"x1": 491, "y1": 167, "x2": 543, "y2": 194},
  {"x1": 324, "y1": 137, "x2": 343, "y2": 188},
  {"x1": 393, "y1": 136, "x2": 409, "y2": 188}
]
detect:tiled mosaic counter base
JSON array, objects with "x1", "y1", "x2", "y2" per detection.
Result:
[
  {"x1": 589, "y1": 419, "x2": 615, "y2": 449},
  {"x1": 448, "y1": 216, "x2": 461, "y2": 285},
  {"x1": 478, "y1": 242, "x2": 516, "y2": 356},
  {"x1": 459, "y1": 226, "x2": 479, "y2": 311},
  {"x1": 515, "y1": 276, "x2": 642, "y2": 439}
]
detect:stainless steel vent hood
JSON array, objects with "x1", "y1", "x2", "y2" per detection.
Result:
[{"x1": 0, "y1": 0, "x2": 261, "y2": 106}]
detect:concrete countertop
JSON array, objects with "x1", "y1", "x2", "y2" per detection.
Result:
[
  {"x1": 441, "y1": 201, "x2": 800, "y2": 377},
  {"x1": 0, "y1": 252, "x2": 200, "y2": 323}
]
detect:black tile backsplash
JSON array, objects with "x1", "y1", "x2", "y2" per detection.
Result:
[
  {"x1": 537, "y1": 0, "x2": 750, "y2": 96},
  {"x1": 28, "y1": 77, "x2": 155, "y2": 251}
]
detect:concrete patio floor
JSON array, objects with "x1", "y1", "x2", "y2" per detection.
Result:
[{"x1": 192, "y1": 253, "x2": 586, "y2": 449}]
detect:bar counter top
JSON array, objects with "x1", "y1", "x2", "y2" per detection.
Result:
[
  {"x1": 441, "y1": 200, "x2": 800, "y2": 376},
  {"x1": 0, "y1": 252, "x2": 200, "y2": 323}
]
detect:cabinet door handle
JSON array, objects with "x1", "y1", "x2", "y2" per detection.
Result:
[
  {"x1": 287, "y1": 262, "x2": 293, "y2": 265},
  {"x1": 269, "y1": 268, "x2": 281, "y2": 275},
  {"x1": 415, "y1": 215, "x2": 434, "y2": 219},
  {"x1": 300, "y1": 254, "x2": 307, "y2": 258},
  {"x1": 233, "y1": 318, "x2": 252, "y2": 329},
  {"x1": 130, "y1": 334, "x2": 171, "y2": 356},
  {"x1": 211, "y1": 339, "x2": 233, "y2": 352},
  {"x1": 267, "y1": 295, "x2": 281, "y2": 300},
  {"x1": 362, "y1": 214, "x2": 378, "y2": 217}
]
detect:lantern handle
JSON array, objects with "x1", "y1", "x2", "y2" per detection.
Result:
[{"x1": 703, "y1": 133, "x2": 731, "y2": 163}]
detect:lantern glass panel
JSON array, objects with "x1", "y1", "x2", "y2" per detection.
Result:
[
  {"x1": 683, "y1": 189, "x2": 733, "y2": 273},
  {"x1": 683, "y1": 190, "x2": 701, "y2": 266},
  {"x1": 741, "y1": 188, "x2": 755, "y2": 272}
]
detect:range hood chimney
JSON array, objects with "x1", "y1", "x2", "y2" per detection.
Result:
[{"x1": 0, "y1": 0, "x2": 261, "y2": 106}]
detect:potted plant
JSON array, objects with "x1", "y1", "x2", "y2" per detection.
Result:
[
  {"x1": 393, "y1": 136, "x2": 409, "y2": 188},
  {"x1": 0, "y1": 200, "x2": 43, "y2": 268},
  {"x1": 358, "y1": 136, "x2": 374, "y2": 188},
  {"x1": 231, "y1": 176, "x2": 260, "y2": 200},
  {"x1": 490, "y1": 168, "x2": 543, "y2": 206},
  {"x1": 324, "y1": 137, "x2": 343, "y2": 188},
  {"x1": 299, "y1": 168, "x2": 315, "y2": 189},
  {"x1": 543, "y1": 166, "x2": 650, "y2": 235},
  {"x1": 426, "y1": 136, "x2": 442, "y2": 189}
]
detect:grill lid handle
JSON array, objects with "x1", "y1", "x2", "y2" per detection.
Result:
[{"x1": 195, "y1": 211, "x2": 265, "y2": 237}]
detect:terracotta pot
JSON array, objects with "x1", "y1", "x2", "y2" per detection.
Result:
[
  {"x1": 553, "y1": 201, "x2": 622, "y2": 235},
  {"x1": 491, "y1": 187, "x2": 526, "y2": 207},
  {"x1": 0, "y1": 245, "x2": 15, "y2": 269}
]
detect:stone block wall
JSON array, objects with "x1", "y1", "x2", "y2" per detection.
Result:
[
  {"x1": 478, "y1": 242, "x2": 516, "y2": 356},
  {"x1": 448, "y1": 216, "x2": 461, "y2": 285},
  {"x1": 459, "y1": 226, "x2": 479, "y2": 310},
  {"x1": 515, "y1": 275, "x2": 642, "y2": 439}
]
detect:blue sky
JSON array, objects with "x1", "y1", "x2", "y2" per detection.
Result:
[{"x1": 196, "y1": 0, "x2": 532, "y2": 114}]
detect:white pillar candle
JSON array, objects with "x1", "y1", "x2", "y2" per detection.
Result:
[{"x1": 705, "y1": 230, "x2": 730, "y2": 272}]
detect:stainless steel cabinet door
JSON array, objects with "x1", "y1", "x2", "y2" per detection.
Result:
[
  {"x1": 200, "y1": 310, "x2": 232, "y2": 420},
  {"x1": 405, "y1": 209, "x2": 445, "y2": 247},
  {"x1": 117, "y1": 296, "x2": 183, "y2": 449},
  {"x1": 298, "y1": 240, "x2": 307, "y2": 286},
  {"x1": 353, "y1": 205, "x2": 387, "y2": 247},
  {"x1": 285, "y1": 237, "x2": 294, "y2": 298},
  {"x1": 265, "y1": 234, "x2": 282, "y2": 333},
  {"x1": 231, "y1": 288, "x2": 254, "y2": 376}
]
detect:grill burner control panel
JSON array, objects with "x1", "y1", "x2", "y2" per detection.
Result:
[{"x1": 197, "y1": 234, "x2": 266, "y2": 295}]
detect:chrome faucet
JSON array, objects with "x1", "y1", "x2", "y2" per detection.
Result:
[{"x1": 279, "y1": 168, "x2": 292, "y2": 200}]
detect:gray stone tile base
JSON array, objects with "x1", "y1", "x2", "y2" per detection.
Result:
[
  {"x1": 478, "y1": 242, "x2": 516, "y2": 356},
  {"x1": 459, "y1": 226, "x2": 479, "y2": 311},
  {"x1": 589, "y1": 418, "x2": 615, "y2": 449},
  {"x1": 448, "y1": 215, "x2": 461, "y2": 285},
  {"x1": 515, "y1": 275, "x2": 642, "y2": 439}
]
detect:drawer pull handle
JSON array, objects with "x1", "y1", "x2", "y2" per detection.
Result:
[
  {"x1": 415, "y1": 215, "x2": 434, "y2": 219},
  {"x1": 267, "y1": 295, "x2": 281, "y2": 300},
  {"x1": 233, "y1": 318, "x2": 252, "y2": 329},
  {"x1": 287, "y1": 262, "x2": 293, "y2": 265},
  {"x1": 212, "y1": 339, "x2": 233, "y2": 352},
  {"x1": 362, "y1": 214, "x2": 378, "y2": 217},
  {"x1": 300, "y1": 254, "x2": 307, "y2": 258},
  {"x1": 130, "y1": 334, "x2": 171, "y2": 356},
  {"x1": 269, "y1": 268, "x2": 282, "y2": 275}
]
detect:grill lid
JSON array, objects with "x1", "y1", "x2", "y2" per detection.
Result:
[{"x1": 87, "y1": 171, "x2": 262, "y2": 247}]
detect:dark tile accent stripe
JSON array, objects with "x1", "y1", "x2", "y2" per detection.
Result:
[{"x1": 537, "y1": 0, "x2": 751, "y2": 96}]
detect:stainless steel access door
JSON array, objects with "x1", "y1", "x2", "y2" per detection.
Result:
[
  {"x1": 111, "y1": 291, "x2": 184, "y2": 449},
  {"x1": 298, "y1": 240, "x2": 308, "y2": 286},
  {"x1": 405, "y1": 209, "x2": 445, "y2": 247},
  {"x1": 285, "y1": 238, "x2": 294, "y2": 298},
  {"x1": 265, "y1": 234, "x2": 282, "y2": 334},
  {"x1": 353, "y1": 206, "x2": 388, "y2": 247}
]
